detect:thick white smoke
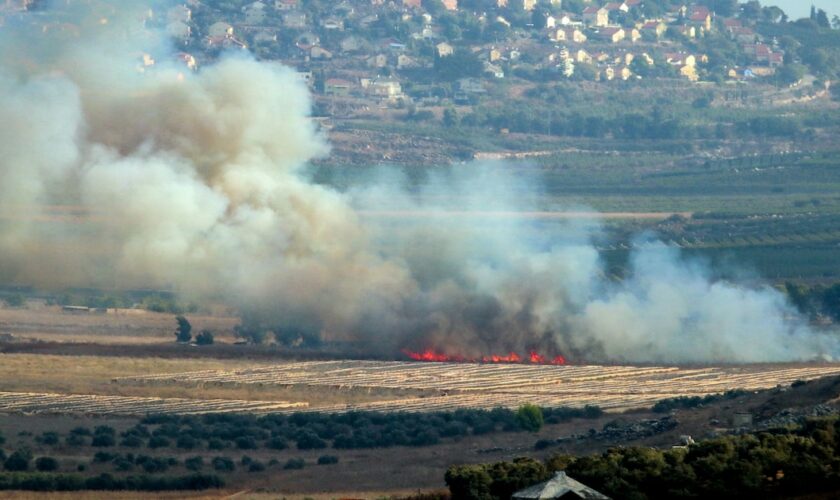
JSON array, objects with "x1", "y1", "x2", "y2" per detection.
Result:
[{"x1": 0, "y1": 1, "x2": 835, "y2": 363}]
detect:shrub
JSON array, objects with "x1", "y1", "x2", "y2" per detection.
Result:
[
  {"x1": 534, "y1": 439, "x2": 556, "y2": 450},
  {"x1": 283, "y1": 458, "x2": 305, "y2": 470},
  {"x1": 235, "y1": 436, "x2": 257, "y2": 450},
  {"x1": 35, "y1": 432, "x2": 59, "y2": 446},
  {"x1": 212, "y1": 456, "x2": 235, "y2": 472},
  {"x1": 317, "y1": 455, "x2": 339, "y2": 465},
  {"x1": 195, "y1": 330, "x2": 214, "y2": 345},
  {"x1": 583, "y1": 405, "x2": 603, "y2": 419},
  {"x1": 69, "y1": 427, "x2": 91, "y2": 436},
  {"x1": 295, "y1": 431, "x2": 327, "y2": 450},
  {"x1": 148, "y1": 436, "x2": 170, "y2": 449},
  {"x1": 516, "y1": 404, "x2": 544, "y2": 433},
  {"x1": 35, "y1": 457, "x2": 59, "y2": 472},
  {"x1": 4, "y1": 294, "x2": 24, "y2": 307},
  {"x1": 208, "y1": 439, "x2": 226, "y2": 450},
  {"x1": 267, "y1": 437, "x2": 288, "y2": 450},
  {"x1": 113, "y1": 457, "x2": 134, "y2": 472},
  {"x1": 177, "y1": 435, "x2": 197, "y2": 450},
  {"x1": 140, "y1": 457, "x2": 169, "y2": 473},
  {"x1": 0, "y1": 431, "x2": 4, "y2": 446},
  {"x1": 65, "y1": 434, "x2": 86, "y2": 447},
  {"x1": 410, "y1": 430, "x2": 440, "y2": 447},
  {"x1": 120, "y1": 436, "x2": 143, "y2": 448},
  {"x1": 185, "y1": 456, "x2": 204, "y2": 471},
  {"x1": 248, "y1": 460, "x2": 266, "y2": 472},
  {"x1": 441, "y1": 422, "x2": 469, "y2": 438},
  {"x1": 91, "y1": 434, "x2": 115, "y2": 447},
  {"x1": 4, "y1": 449, "x2": 32, "y2": 472},
  {"x1": 92, "y1": 452, "x2": 116, "y2": 463},
  {"x1": 94, "y1": 426, "x2": 115, "y2": 437}
]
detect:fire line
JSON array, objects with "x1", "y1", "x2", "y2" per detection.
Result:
[{"x1": 402, "y1": 349, "x2": 566, "y2": 365}]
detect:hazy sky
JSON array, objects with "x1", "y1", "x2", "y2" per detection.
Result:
[{"x1": 768, "y1": 1, "x2": 838, "y2": 20}]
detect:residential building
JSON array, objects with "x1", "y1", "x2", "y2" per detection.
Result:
[
  {"x1": 583, "y1": 7, "x2": 609, "y2": 27},
  {"x1": 208, "y1": 21, "x2": 233, "y2": 38},
  {"x1": 594, "y1": 27, "x2": 625, "y2": 43}
]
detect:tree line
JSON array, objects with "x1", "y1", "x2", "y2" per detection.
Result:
[
  {"x1": 785, "y1": 282, "x2": 840, "y2": 322},
  {"x1": 446, "y1": 416, "x2": 840, "y2": 499},
  {"x1": 13, "y1": 406, "x2": 602, "y2": 457}
]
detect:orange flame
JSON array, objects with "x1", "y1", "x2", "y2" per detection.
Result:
[{"x1": 402, "y1": 349, "x2": 566, "y2": 365}]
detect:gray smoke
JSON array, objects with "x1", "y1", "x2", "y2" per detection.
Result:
[{"x1": 0, "y1": 1, "x2": 835, "y2": 363}]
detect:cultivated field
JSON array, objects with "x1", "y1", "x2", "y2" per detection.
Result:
[
  {"x1": 0, "y1": 391, "x2": 306, "y2": 416},
  {"x1": 103, "y1": 360, "x2": 840, "y2": 414},
  {"x1": 1, "y1": 354, "x2": 838, "y2": 417}
]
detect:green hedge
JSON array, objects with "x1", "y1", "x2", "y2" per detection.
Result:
[{"x1": 0, "y1": 472, "x2": 224, "y2": 491}]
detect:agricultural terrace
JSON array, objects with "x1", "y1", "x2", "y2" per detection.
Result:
[{"x1": 101, "y1": 361, "x2": 840, "y2": 416}]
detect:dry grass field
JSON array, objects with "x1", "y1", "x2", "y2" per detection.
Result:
[
  {"x1": 113, "y1": 360, "x2": 840, "y2": 414},
  {"x1": 1, "y1": 352, "x2": 839, "y2": 417},
  {"x1": 0, "y1": 305, "x2": 240, "y2": 345},
  {"x1": 0, "y1": 354, "x2": 424, "y2": 408}
]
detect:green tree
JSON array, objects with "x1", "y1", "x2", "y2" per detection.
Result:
[
  {"x1": 516, "y1": 404, "x2": 544, "y2": 432},
  {"x1": 777, "y1": 63, "x2": 807, "y2": 86},
  {"x1": 4, "y1": 294, "x2": 24, "y2": 308},
  {"x1": 445, "y1": 464, "x2": 494, "y2": 500},
  {"x1": 443, "y1": 108, "x2": 459, "y2": 127},
  {"x1": 629, "y1": 57, "x2": 652, "y2": 78},
  {"x1": 435, "y1": 49, "x2": 484, "y2": 81},
  {"x1": 35, "y1": 456, "x2": 59, "y2": 472},
  {"x1": 4, "y1": 448, "x2": 32, "y2": 471},
  {"x1": 185, "y1": 456, "x2": 204, "y2": 471},
  {"x1": 816, "y1": 9, "x2": 830, "y2": 28},
  {"x1": 195, "y1": 330, "x2": 214, "y2": 345},
  {"x1": 175, "y1": 315, "x2": 192, "y2": 343}
]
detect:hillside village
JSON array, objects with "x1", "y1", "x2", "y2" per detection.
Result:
[
  {"x1": 2, "y1": 0, "x2": 839, "y2": 166},
  {"x1": 1, "y1": 1, "x2": 822, "y2": 106}
]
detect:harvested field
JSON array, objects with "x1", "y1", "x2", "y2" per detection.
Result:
[
  {"x1": 114, "y1": 360, "x2": 840, "y2": 414},
  {"x1": 0, "y1": 391, "x2": 306, "y2": 416},
  {"x1": 0, "y1": 305, "x2": 239, "y2": 344}
]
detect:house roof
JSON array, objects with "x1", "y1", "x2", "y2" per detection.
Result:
[
  {"x1": 512, "y1": 472, "x2": 610, "y2": 500},
  {"x1": 325, "y1": 78, "x2": 353, "y2": 86},
  {"x1": 689, "y1": 6, "x2": 711, "y2": 21}
]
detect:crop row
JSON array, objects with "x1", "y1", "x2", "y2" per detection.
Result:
[
  {"x1": 0, "y1": 392, "x2": 306, "y2": 416},
  {"x1": 114, "y1": 362, "x2": 840, "y2": 414}
]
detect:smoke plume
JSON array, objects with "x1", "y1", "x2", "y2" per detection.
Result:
[{"x1": 0, "y1": 1, "x2": 835, "y2": 363}]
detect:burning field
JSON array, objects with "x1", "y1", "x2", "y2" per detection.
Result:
[{"x1": 1, "y1": 1, "x2": 839, "y2": 369}]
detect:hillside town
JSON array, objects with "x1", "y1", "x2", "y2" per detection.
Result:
[{"x1": 0, "y1": 0, "x2": 823, "y2": 117}]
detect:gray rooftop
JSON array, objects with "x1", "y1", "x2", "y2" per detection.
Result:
[{"x1": 512, "y1": 471, "x2": 610, "y2": 500}]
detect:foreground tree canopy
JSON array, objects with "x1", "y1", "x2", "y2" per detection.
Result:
[{"x1": 446, "y1": 416, "x2": 840, "y2": 499}]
